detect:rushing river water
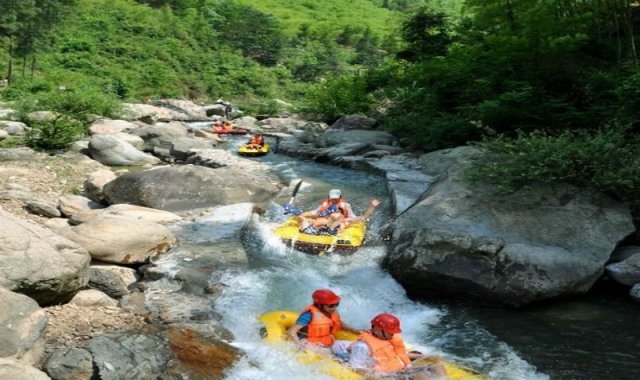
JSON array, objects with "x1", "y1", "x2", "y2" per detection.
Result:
[{"x1": 176, "y1": 130, "x2": 640, "y2": 379}]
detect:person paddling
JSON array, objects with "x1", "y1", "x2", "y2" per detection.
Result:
[
  {"x1": 287, "y1": 289, "x2": 360, "y2": 352},
  {"x1": 246, "y1": 133, "x2": 265, "y2": 150},
  {"x1": 295, "y1": 189, "x2": 380, "y2": 235},
  {"x1": 344, "y1": 313, "x2": 450, "y2": 380}
]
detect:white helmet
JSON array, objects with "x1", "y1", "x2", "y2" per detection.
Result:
[{"x1": 328, "y1": 189, "x2": 341, "y2": 199}]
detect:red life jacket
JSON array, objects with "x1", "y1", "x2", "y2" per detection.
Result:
[
  {"x1": 317, "y1": 198, "x2": 351, "y2": 218},
  {"x1": 357, "y1": 330, "x2": 411, "y2": 373},
  {"x1": 250, "y1": 136, "x2": 264, "y2": 145},
  {"x1": 299, "y1": 304, "x2": 341, "y2": 347}
]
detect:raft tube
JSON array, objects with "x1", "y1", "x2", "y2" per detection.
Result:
[
  {"x1": 212, "y1": 127, "x2": 249, "y2": 135},
  {"x1": 272, "y1": 218, "x2": 366, "y2": 254},
  {"x1": 238, "y1": 143, "x2": 270, "y2": 157},
  {"x1": 258, "y1": 310, "x2": 487, "y2": 380}
]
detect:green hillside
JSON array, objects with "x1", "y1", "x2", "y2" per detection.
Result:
[
  {"x1": 1, "y1": 0, "x2": 290, "y2": 102},
  {"x1": 4, "y1": 0, "x2": 640, "y2": 208},
  {"x1": 237, "y1": 0, "x2": 399, "y2": 37}
]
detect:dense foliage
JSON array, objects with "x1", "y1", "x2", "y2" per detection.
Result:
[
  {"x1": 303, "y1": 1, "x2": 640, "y2": 203},
  {"x1": 468, "y1": 126, "x2": 640, "y2": 200},
  {"x1": 2, "y1": 0, "x2": 640, "y2": 205}
]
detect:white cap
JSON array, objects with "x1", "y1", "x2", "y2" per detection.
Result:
[{"x1": 329, "y1": 189, "x2": 341, "y2": 199}]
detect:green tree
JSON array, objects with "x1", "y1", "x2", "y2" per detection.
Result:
[
  {"x1": 354, "y1": 27, "x2": 384, "y2": 66},
  {"x1": 0, "y1": 0, "x2": 76, "y2": 83},
  {"x1": 0, "y1": 0, "x2": 37, "y2": 83},
  {"x1": 397, "y1": 7, "x2": 451, "y2": 61},
  {"x1": 209, "y1": 0, "x2": 285, "y2": 65}
]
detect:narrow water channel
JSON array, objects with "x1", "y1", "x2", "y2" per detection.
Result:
[{"x1": 181, "y1": 130, "x2": 640, "y2": 379}]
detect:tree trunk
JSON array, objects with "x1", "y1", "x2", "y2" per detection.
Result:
[
  {"x1": 6, "y1": 38, "x2": 14, "y2": 85},
  {"x1": 625, "y1": 0, "x2": 638, "y2": 67},
  {"x1": 31, "y1": 56, "x2": 37, "y2": 78},
  {"x1": 22, "y1": 56, "x2": 27, "y2": 77},
  {"x1": 505, "y1": 0, "x2": 517, "y2": 31},
  {"x1": 613, "y1": 7, "x2": 623, "y2": 63}
]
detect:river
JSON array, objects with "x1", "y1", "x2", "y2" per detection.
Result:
[{"x1": 177, "y1": 130, "x2": 640, "y2": 379}]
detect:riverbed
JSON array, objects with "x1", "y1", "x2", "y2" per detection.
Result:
[{"x1": 171, "y1": 131, "x2": 640, "y2": 379}]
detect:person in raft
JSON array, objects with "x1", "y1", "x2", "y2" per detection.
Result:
[
  {"x1": 288, "y1": 289, "x2": 360, "y2": 352},
  {"x1": 339, "y1": 313, "x2": 450, "y2": 380},
  {"x1": 293, "y1": 189, "x2": 381, "y2": 234},
  {"x1": 212, "y1": 120, "x2": 224, "y2": 132},
  {"x1": 246, "y1": 133, "x2": 265, "y2": 149}
]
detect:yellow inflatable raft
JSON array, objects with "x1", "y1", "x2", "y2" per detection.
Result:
[
  {"x1": 272, "y1": 218, "x2": 366, "y2": 254},
  {"x1": 259, "y1": 310, "x2": 486, "y2": 380},
  {"x1": 238, "y1": 143, "x2": 270, "y2": 157}
]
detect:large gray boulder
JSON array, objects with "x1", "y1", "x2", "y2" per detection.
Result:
[
  {"x1": 606, "y1": 253, "x2": 640, "y2": 286},
  {"x1": 89, "y1": 264, "x2": 139, "y2": 298},
  {"x1": 318, "y1": 129, "x2": 396, "y2": 148},
  {"x1": 88, "y1": 328, "x2": 239, "y2": 380},
  {"x1": 121, "y1": 103, "x2": 186, "y2": 123},
  {"x1": 0, "y1": 289, "x2": 48, "y2": 365},
  {"x1": 103, "y1": 165, "x2": 280, "y2": 212},
  {"x1": 58, "y1": 194, "x2": 104, "y2": 218},
  {"x1": 299, "y1": 122, "x2": 329, "y2": 144},
  {"x1": 152, "y1": 99, "x2": 210, "y2": 120},
  {"x1": 0, "y1": 358, "x2": 51, "y2": 380},
  {"x1": 69, "y1": 204, "x2": 181, "y2": 226},
  {"x1": 89, "y1": 119, "x2": 138, "y2": 135},
  {"x1": 631, "y1": 284, "x2": 640, "y2": 302},
  {"x1": 45, "y1": 347, "x2": 94, "y2": 380},
  {"x1": 383, "y1": 147, "x2": 635, "y2": 306},
  {"x1": 130, "y1": 122, "x2": 189, "y2": 151},
  {"x1": 0, "y1": 121, "x2": 28, "y2": 135},
  {"x1": 0, "y1": 210, "x2": 90, "y2": 304},
  {"x1": 88, "y1": 134, "x2": 160, "y2": 166},
  {"x1": 83, "y1": 168, "x2": 116, "y2": 203},
  {"x1": 58, "y1": 215, "x2": 177, "y2": 264},
  {"x1": 329, "y1": 114, "x2": 377, "y2": 130},
  {"x1": 131, "y1": 122, "x2": 215, "y2": 161}
]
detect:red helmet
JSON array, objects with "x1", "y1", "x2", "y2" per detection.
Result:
[
  {"x1": 312, "y1": 289, "x2": 341, "y2": 305},
  {"x1": 371, "y1": 313, "x2": 402, "y2": 334}
]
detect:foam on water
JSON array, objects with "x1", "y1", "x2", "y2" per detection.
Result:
[{"x1": 213, "y1": 217, "x2": 549, "y2": 380}]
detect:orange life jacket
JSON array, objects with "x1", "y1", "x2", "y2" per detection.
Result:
[
  {"x1": 299, "y1": 304, "x2": 341, "y2": 347},
  {"x1": 317, "y1": 198, "x2": 351, "y2": 218},
  {"x1": 357, "y1": 330, "x2": 411, "y2": 373},
  {"x1": 250, "y1": 136, "x2": 264, "y2": 145}
]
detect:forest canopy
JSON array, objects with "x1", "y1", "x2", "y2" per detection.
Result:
[{"x1": 2, "y1": 0, "x2": 640, "y2": 205}]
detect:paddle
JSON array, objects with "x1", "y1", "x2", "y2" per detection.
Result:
[{"x1": 283, "y1": 180, "x2": 303, "y2": 215}]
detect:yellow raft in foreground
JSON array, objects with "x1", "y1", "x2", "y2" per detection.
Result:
[
  {"x1": 238, "y1": 143, "x2": 270, "y2": 157},
  {"x1": 272, "y1": 218, "x2": 366, "y2": 254},
  {"x1": 259, "y1": 310, "x2": 486, "y2": 380}
]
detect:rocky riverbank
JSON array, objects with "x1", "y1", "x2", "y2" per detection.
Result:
[{"x1": 2, "y1": 98, "x2": 639, "y2": 379}]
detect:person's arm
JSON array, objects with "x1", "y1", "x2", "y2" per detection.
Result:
[
  {"x1": 288, "y1": 311, "x2": 312, "y2": 350},
  {"x1": 408, "y1": 351, "x2": 442, "y2": 362},
  {"x1": 287, "y1": 324, "x2": 306, "y2": 350},
  {"x1": 302, "y1": 204, "x2": 323, "y2": 217},
  {"x1": 339, "y1": 320, "x2": 361, "y2": 335},
  {"x1": 359, "y1": 199, "x2": 381, "y2": 221}
]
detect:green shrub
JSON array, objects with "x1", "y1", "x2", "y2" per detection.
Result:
[
  {"x1": 0, "y1": 79, "x2": 54, "y2": 101},
  {"x1": 384, "y1": 112, "x2": 479, "y2": 151},
  {"x1": 467, "y1": 125, "x2": 640, "y2": 201},
  {"x1": 299, "y1": 75, "x2": 372, "y2": 122},
  {"x1": 19, "y1": 85, "x2": 122, "y2": 121},
  {"x1": 0, "y1": 136, "x2": 25, "y2": 148},
  {"x1": 25, "y1": 117, "x2": 86, "y2": 151},
  {"x1": 241, "y1": 99, "x2": 284, "y2": 117}
]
